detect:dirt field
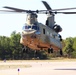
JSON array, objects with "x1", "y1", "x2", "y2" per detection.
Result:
[{"x1": 0, "y1": 59, "x2": 76, "y2": 75}]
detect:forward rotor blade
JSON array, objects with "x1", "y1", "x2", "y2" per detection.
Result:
[
  {"x1": 3, "y1": 6, "x2": 28, "y2": 12},
  {"x1": 0, "y1": 10, "x2": 18, "y2": 12}
]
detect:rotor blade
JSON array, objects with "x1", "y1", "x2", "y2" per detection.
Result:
[
  {"x1": 42, "y1": 1, "x2": 76, "y2": 12},
  {"x1": 52, "y1": 7, "x2": 76, "y2": 11},
  {"x1": 42, "y1": 1, "x2": 52, "y2": 10},
  {"x1": 2, "y1": 6, "x2": 76, "y2": 14},
  {"x1": 3, "y1": 6, "x2": 28, "y2": 12},
  {"x1": 54, "y1": 11, "x2": 76, "y2": 14},
  {"x1": 0, "y1": 10, "x2": 18, "y2": 12},
  {"x1": 42, "y1": 1, "x2": 52, "y2": 14}
]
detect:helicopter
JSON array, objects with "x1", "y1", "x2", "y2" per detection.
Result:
[{"x1": 1, "y1": 1, "x2": 76, "y2": 55}]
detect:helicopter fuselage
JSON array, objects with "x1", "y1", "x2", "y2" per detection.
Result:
[{"x1": 20, "y1": 23, "x2": 63, "y2": 51}]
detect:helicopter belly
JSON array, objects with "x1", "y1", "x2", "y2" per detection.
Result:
[
  {"x1": 20, "y1": 33, "x2": 62, "y2": 51},
  {"x1": 20, "y1": 34, "x2": 50, "y2": 50}
]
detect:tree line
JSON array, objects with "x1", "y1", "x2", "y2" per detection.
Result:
[
  {"x1": 0, "y1": 31, "x2": 76, "y2": 60},
  {"x1": 0, "y1": 31, "x2": 47, "y2": 60}
]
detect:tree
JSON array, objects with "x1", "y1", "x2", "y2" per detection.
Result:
[
  {"x1": 73, "y1": 37, "x2": 76, "y2": 50},
  {"x1": 10, "y1": 31, "x2": 22, "y2": 59},
  {"x1": 63, "y1": 37, "x2": 74, "y2": 57}
]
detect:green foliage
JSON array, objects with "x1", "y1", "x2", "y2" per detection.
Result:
[
  {"x1": 63, "y1": 37, "x2": 76, "y2": 58},
  {"x1": 71, "y1": 51, "x2": 76, "y2": 58},
  {"x1": 73, "y1": 37, "x2": 76, "y2": 50},
  {"x1": 0, "y1": 31, "x2": 22, "y2": 60}
]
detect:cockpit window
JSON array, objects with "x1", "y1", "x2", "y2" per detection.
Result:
[
  {"x1": 25, "y1": 26, "x2": 31, "y2": 29},
  {"x1": 22, "y1": 25, "x2": 39, "y2": 31},
  {"x1": 22, "y1": 26, "x2": 31, "y2": 30},
  {"x1": 32, "y1": 25, "x2": 39, "y2": 30}
]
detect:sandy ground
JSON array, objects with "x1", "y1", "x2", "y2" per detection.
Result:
[{"x1": 0, "y1": 60, "x2": 76, "y2": 75}]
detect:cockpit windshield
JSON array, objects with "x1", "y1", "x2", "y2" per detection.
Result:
[
  {"x1": 32, "y1": 25, "x2": 39, "y2": 30},
  {"x1": 22, "y1": 25, "x2": 39, "y2": 31}
]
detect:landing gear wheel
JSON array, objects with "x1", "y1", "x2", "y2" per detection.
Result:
[
  {"x1": 60, "y1": 49, "x2": 63, "y2": 56},
  {"x1": 48, "y1": 48, "x2": 50, "y2": 53},
  {"x1": 22, "y1": 46, "x2": 28, "y2": 53},
  {"x1": 50, "y1": 48, "x2": 53, "y2": 53},
  {"x1": 34, "y1": 50, "x2": 37, "y2": 54},
  {"x1": 48, "y1": 48, "x2": 53, "y2": 53},
  {"x1": 22, "y1": 47, "x2": 25, "y2": 53}
]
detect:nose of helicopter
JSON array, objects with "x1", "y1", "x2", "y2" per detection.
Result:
[
  {"x1": 22, "y1": 28, "x2": 36, "y2": 35},
  {"x1": 22, "y1": 24, "x2": 40, "y2": 35}
]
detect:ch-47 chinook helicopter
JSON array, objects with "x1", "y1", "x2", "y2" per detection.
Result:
[{"x1": 1, "y1": 1, "x2": 76, "y2": 55}]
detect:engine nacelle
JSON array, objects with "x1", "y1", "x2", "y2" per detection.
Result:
[{"x1": 53, "y1": 25, "x2": 62, "y2": 33}]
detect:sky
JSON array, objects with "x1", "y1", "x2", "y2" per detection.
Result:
[{"x1": 0, "y1": 0, "x2": 76, "y2": 39}]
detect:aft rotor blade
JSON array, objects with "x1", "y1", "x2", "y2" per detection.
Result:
[
  {"x1": 42, "y1": 1, "x2": 52, "y2": 10},
  {"x1": 52, "y1": 7, "x2": 76, "y2": 11},
  {"x1": 42, "y1": 1, "x2": 52, "y2": 14},
  {"x1": 42, "y1": 1, "x2": 76, "y2": 12},
  {"x1": 57, "y1": 12, "x2": 76, "y2": 14}
]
